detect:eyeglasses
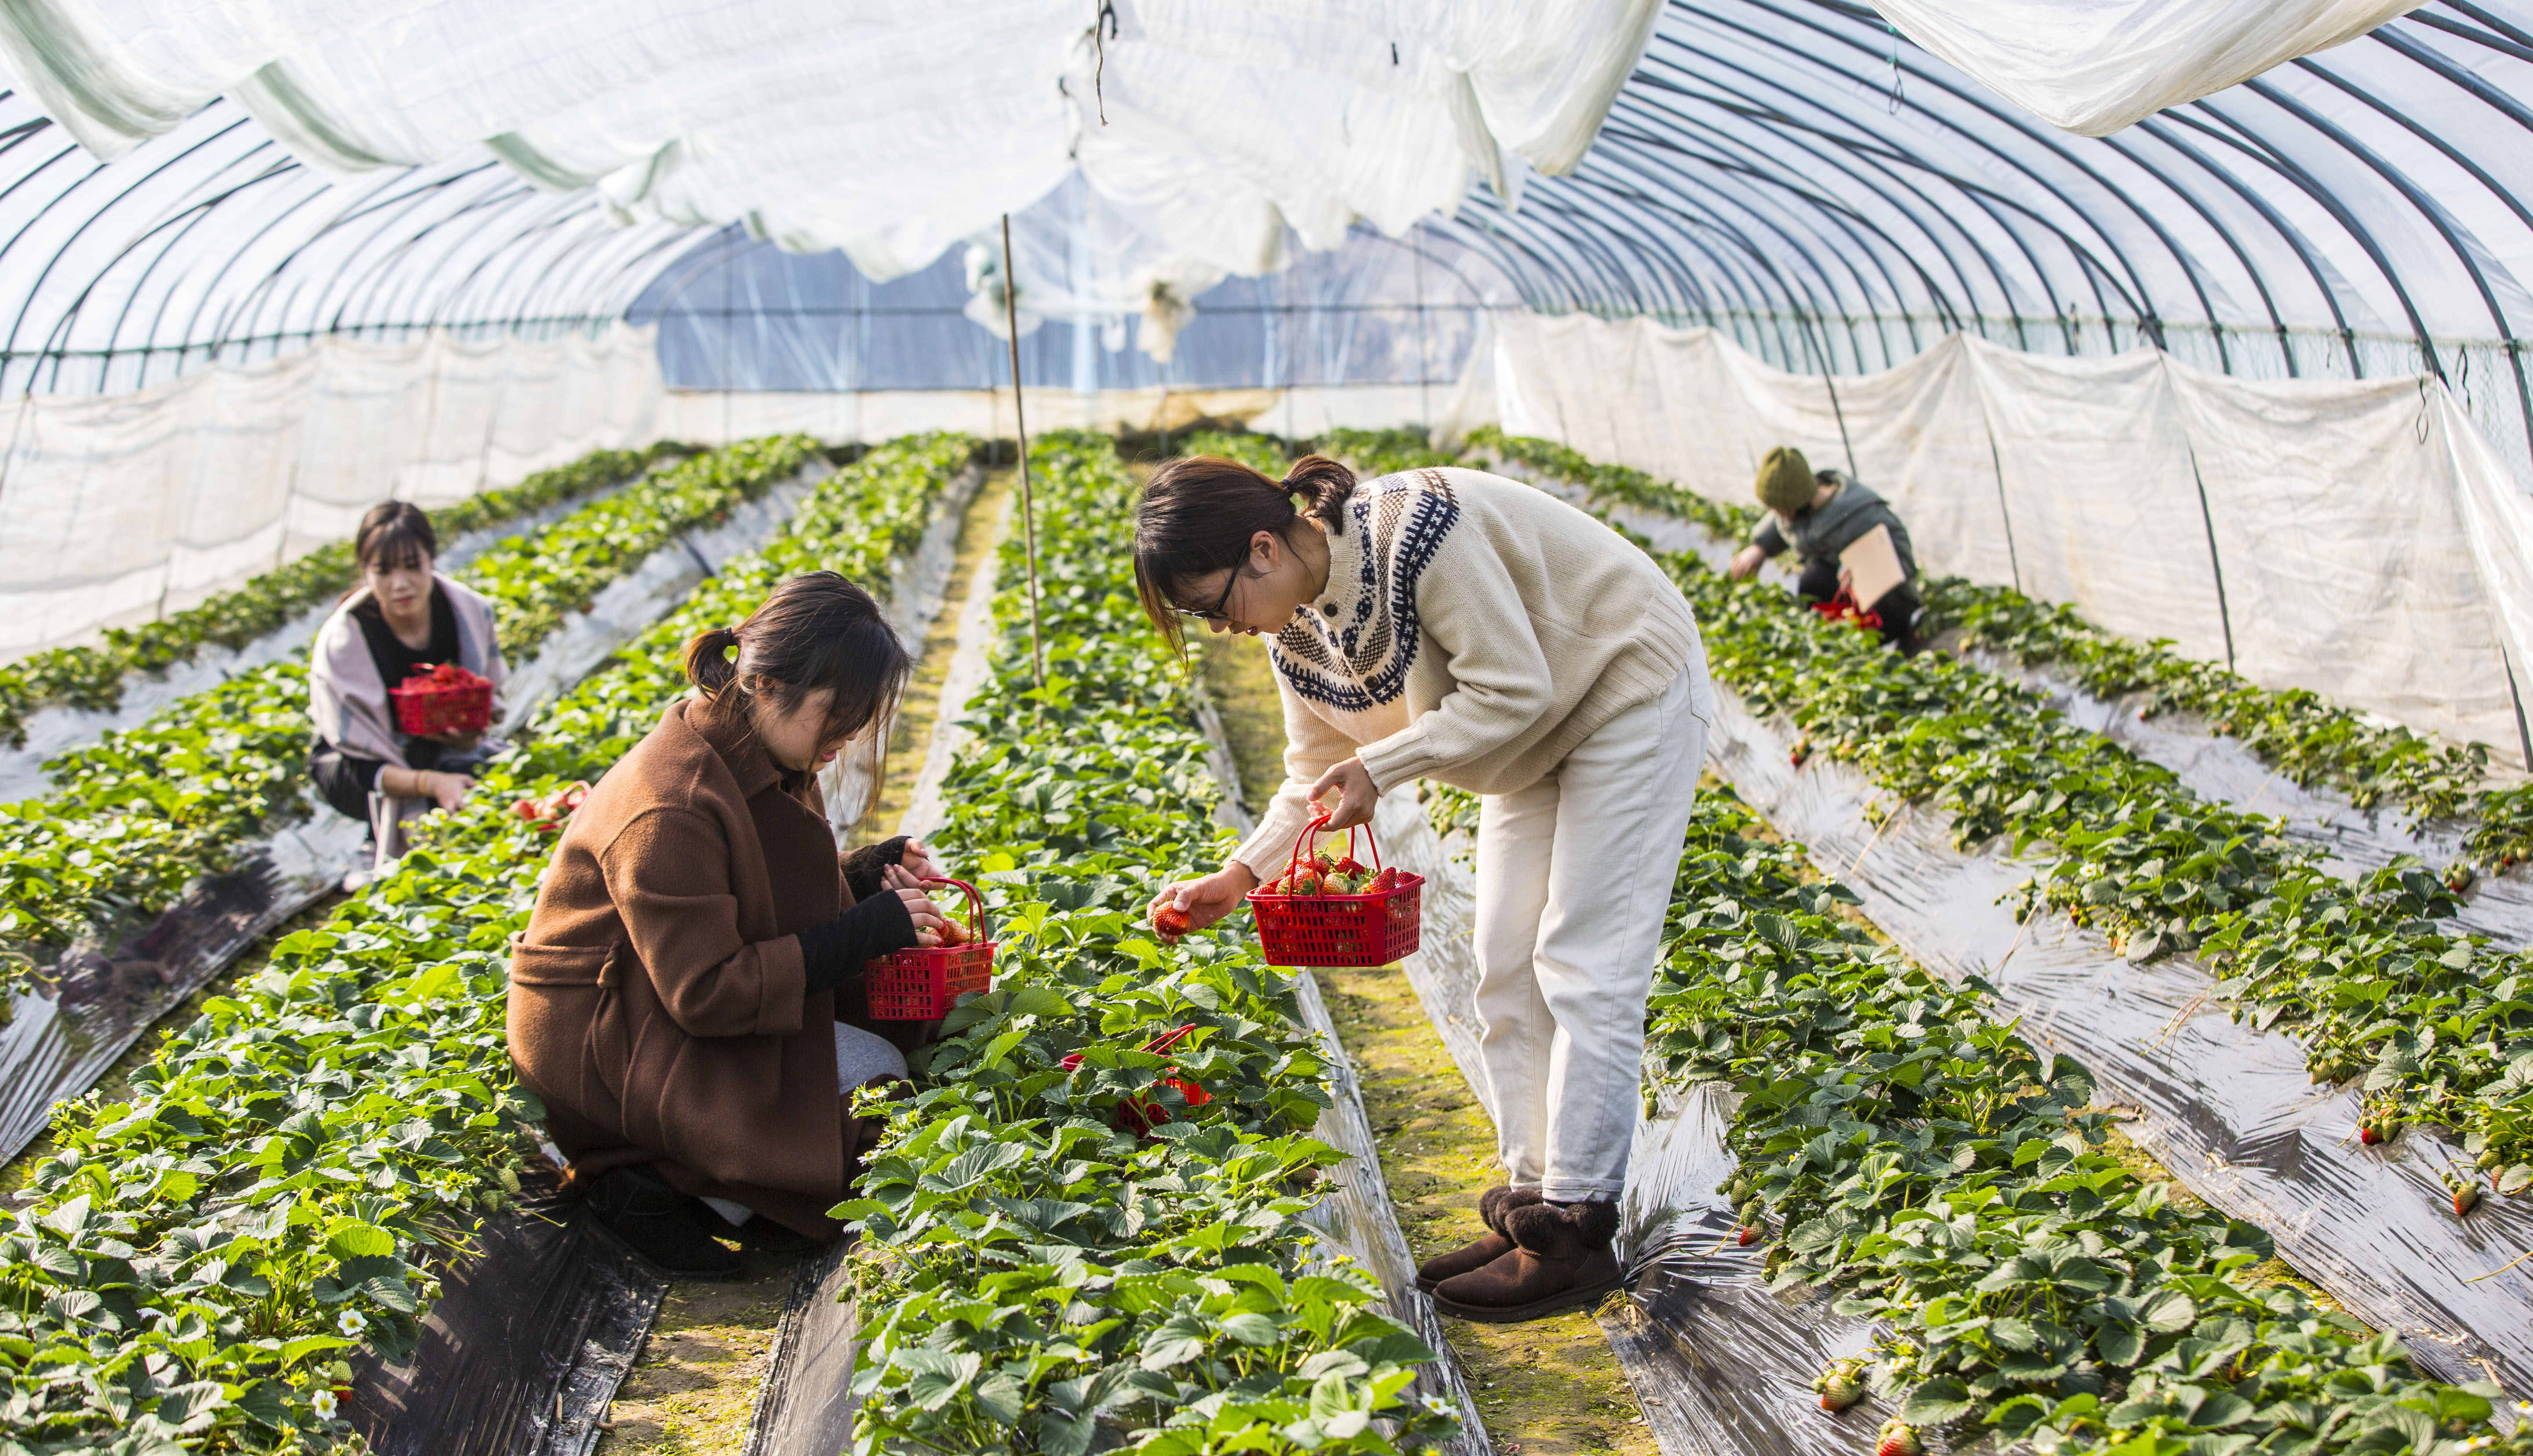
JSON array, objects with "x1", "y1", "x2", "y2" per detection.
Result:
[{"x1": 1174, "y1": 566, "x2": 1245, "y2": 622}]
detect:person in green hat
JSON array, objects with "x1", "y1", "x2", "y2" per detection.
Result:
[{"x1": 1728, "y1": 445, "x2": 1920, "y2": 651}]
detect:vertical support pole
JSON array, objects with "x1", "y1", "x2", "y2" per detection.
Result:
[
  {"x1": 2506, "y1": 644, "x2": 2533, "y2": 776},
  {"x1": 2182, "y1": 444, "x2": 2238, "y2": 673},
  {"x1": 1982, "y1": 421, "x2": 2024, "y2": 596},
  {"x1": 1002, "y1": 214, "x2": 1045, "y2": 695}
]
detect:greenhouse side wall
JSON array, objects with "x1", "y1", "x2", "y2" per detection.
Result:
[
  {"x1": 1486, "y1": 311, "x2": 2533, "y2": 770},
  {"x1": 0, "y1": 325, "x2": 666, "y2": 657},
  {"x1": 652, "y1": 382, "x2": 1445, "y2": 446}
]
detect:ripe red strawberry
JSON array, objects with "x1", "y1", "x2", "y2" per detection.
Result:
[
  {"x1": 1790, "y1": 739, "x2": 1812, "y2": 768},
  {"x1": 2359, "y1": 1122, "x2": 2384, "y2": 1147},
  {"x1": 1736, "y1": 1225, "x2": 1759, "y2": 1247},
  {"x1": 1335, "y1": 857, "x2": 1369, "y2": 877},
  {"x1": 1291, "y1": 868, "x2": 1322, "y2": 896},
  {"x1": 511, "y1": 798, "x2": 541, "y2": 822},
  {"x1": 1876, "y1": 1421, "x2": 1921, "y2": 1456},
  {"x1": 1369, "y1": 866, "x2": 1400, "y2": 895},
  {"x1": 1152, "y1": 904, "x2": 1192, "y2": 943}
]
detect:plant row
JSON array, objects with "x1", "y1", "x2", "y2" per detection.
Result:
[
  {"x1": 1489, "y1": 435, "x2": 2533, "y2": 1176},
  {"x1": 0, "y1": 433, "x2": 975, "y2": 1452},
  {"x1": 1567, "y1": 780, "x2": 2528, "y2": 1456},
  {"x1": 0, "y1": 436, "x2": 821, "y2": 969},
  {"x1": 1915, "y1": 578, "x2": 2533, "y2": 867},
  {"x1": 0, "y1": 444, "x2": 684, "y2": 749},
  {"x1": 834, "y1": 431, "x2": 1456, "y2": 1456}
]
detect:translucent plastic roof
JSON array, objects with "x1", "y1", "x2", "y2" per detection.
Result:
[
  {"x1": 0, "y1": 0, "x2": 2526, "y2": 473},
  {"x1": 1425, "y1": 1, "x2": 2533, "y2": 474}
]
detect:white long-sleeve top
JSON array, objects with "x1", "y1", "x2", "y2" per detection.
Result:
[{"x1": 1234, "y1": 466, "x2": 1708, "y2": 876}]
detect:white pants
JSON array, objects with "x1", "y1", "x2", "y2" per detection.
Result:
[{"x1": 1473, "y1": 660, "x2": 1709, "y2": 1202}]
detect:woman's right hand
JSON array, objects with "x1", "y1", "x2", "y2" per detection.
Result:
[
  {"x1": 425, "y1": 771, "x2": 474, "y2": 813},
  {"x1": 883, "y1": 863, "x2": 948, "y2": 946},
  {"x1": 1728, "y1": 544, "x2": 1767, "y2": 580},
  {"x1": 1148, "y1": 861, "x2": 1261, "y2": 933}
]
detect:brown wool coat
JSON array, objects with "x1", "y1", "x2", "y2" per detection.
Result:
[{"x1": 507, "y1": 697, "x2": 909, "y2": 1236}]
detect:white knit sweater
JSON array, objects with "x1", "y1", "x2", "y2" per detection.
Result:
[{"x1": 1234, "y1": 466, "x2": 1708, "y2": 876}]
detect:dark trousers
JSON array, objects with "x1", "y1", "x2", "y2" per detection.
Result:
[
  {"x1": 1796, "y1": 557, "x2": 1918, "y2": 653},
  {"x1": 307, "y1": 735, "x2": 452, "y2": 826}
]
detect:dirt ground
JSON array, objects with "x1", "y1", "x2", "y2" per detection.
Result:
[{"x1": 1202, "y1": 630, "x2": 1656, "y2": 1455}]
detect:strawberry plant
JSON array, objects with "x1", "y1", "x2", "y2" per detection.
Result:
[
  {"x1": 831, "y1": 432, "x2": 1456, "y2": 1456},
  {"x1": 1915, "y1": 577, "x2": 2530, "y2": 858},
  {"x1": 0, "y1": 436, "x2": 820, "y2": 973},
  {"x1": 0, "y1": 443, "x2": 680, "y2": 747},
  {"x1": 0, "y1": 433, "x2": 974, "y2": 1452},
  {"x1": 1176, "y1": 430, "x2": 1292, "y2": 477},
  {"x1": 1314, "y1": 427, "x2": 1459, "y2": 479},
  {"x1": 1644, "y1": 785, "x2": 2528, "y2": 1455}
]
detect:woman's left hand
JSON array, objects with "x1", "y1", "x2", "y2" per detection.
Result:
[
  {"x1": 1309, "y1": 758, "x2": 1380, "y2": 830},
  {"x1": 897, "y1": 837, "x2": 945, "y2": 882}
]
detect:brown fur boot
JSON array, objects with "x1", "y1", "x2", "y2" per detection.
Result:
[
  {"x1": 1431, "y1": 1198, "x2": 1621, "y2": 1322},
  {"x1": 1415, "y1": 1185, "x2": 1543, "y2": 1292}
]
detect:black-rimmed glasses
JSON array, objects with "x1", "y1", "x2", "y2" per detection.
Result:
[{"x1": 1174, "y1": 565, "x2": 1244, "y2": 622}]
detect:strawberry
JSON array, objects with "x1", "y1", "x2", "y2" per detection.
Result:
[
  {"x1": 2454, "y1": 1183, "x2": 2482, "y2": 1216},
  {"x1": 1813, "y1": 1359, "x2": 1866, "y2": 1412},
  {"x1": 1790, "y1": 739, "x2": 1812, "y2": 768},
  {"x1": 1291, "y1": 868, "x2": 1322, "y2": 896},
  {"x1": 1152, "y1": 903, "x2": 1192, "y2": 943},
  {"x1": 1876, "y1": 1421, "x2": 1921, "y2": 1456},
  {"x1": 2359, "y1": 1123, "x2": 2384, "y2": 1147},
  {"x1": 1736, "y1": 1225, "x2": 1759, "y2": 1247},
  {"x1": 1369, "y1": 866, "x2": 1401, "y2": 895},
  {"x1": 511, "y1": 798, "x2": 541, "y2": 821},
  {"x1": 1335, "y1": 857, "x2": 1369, "y2": 877}
]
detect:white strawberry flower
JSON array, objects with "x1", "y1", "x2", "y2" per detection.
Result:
[
  {"x1": 338, "y1": 1308, "x2": 365, "y2": 1336},
  {"x1": 311, "y1": 1389, "x2": 339, "y2": 1420}
]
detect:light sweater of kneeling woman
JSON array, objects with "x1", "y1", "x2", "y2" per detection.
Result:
[{"x1": 1234, "y1": 466, "x2": 1704, "y2": 877}]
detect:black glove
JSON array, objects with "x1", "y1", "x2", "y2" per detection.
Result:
[
  {"x1": 798, "y1": 890, "x2": 919, "y2": 997},
  {"x1": 840, "y1": 835, "x2": 913, "y2": 902}
]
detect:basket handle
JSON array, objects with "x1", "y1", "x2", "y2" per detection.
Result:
[
  {"x1": 1284, "y1": 813, "x2": 1383, "y2": 878},
  {"x1": 915, "y1": 876, "x2": 987, "y2": 942}
]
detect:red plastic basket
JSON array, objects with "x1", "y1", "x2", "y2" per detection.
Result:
[
  {"x1": 388, "y1": 663, "x2": 494, "y2": 736},
  {"x1": 1244, "y1": 815, "x2": 1423, "y2": 967},
  {"x1": 865, "y1": 877, "x2": 994, "y2": 1020}
]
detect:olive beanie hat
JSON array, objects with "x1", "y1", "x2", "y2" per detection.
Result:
[{"x1": 1756, "y1": 446, "x2": 1816, "y2": 514}]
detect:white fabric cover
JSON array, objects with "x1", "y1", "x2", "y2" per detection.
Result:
[
  {"x1": 1489, "y1": 312, "x2": 2532, "y2": 766},
  {"x1": 1871, "y1": 0, "x2": 2421, "y2": 135},
  {"x1": 0, "y1": 324, "x2": 662, "y2": 656},
  {"x1": 0, "y1": 0, "x2": 1661, "y2": 288}
]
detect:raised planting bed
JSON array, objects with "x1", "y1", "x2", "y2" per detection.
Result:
[
  {"x1": 0, "y1": 433, "x2": 976, "y2": 1453},
  {"x1": 826, "y1": 432, "x2": 1475, "y2": 1456}
]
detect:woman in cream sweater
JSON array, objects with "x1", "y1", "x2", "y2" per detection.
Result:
[{"x1": 1137, "y1": 451, "x2": 1714, "y2": 1322}]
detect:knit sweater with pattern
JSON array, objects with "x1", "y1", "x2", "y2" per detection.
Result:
[{"x1": 1234, "y1": 466, "x2": 1708, "y2": 876}]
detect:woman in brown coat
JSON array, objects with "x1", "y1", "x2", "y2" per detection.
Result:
[{"x1": 507, "y1": 572, "x2": 949, "y2": 1277}]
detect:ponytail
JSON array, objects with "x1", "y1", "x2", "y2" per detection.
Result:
[
  {"x1": 680, "y1": 572, "x2": 911, "y2": 744},
  {"x1": 1132, "y1": 451, "x2": 1359, "y2": 655},
  {"x1": 684, "y1": 625, "x2": 742, "y2": 698},
  {"x1": 1279, "y1": 453, "x2": 1358, "y2": 531}
]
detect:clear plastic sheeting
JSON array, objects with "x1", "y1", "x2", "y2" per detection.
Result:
[
  {"x1": 1702, "y1": 682, "x2": 2533, "y2": 1395},
  {"x1": 0, "y1": 324, "x2": 665, "y2": 655},
  {"x1": 0, "y1": 0, "x2": 1657, "y2": 290},
  {"x1": 1485, "y1": 312, "x2": 2533, "y2": 767},
  {"x1": 1429, "y1": 2, "x2": 2533, "y2": 498},
  {"x1": 633, "y1": 211, "x2": 1507, "y2": 399},
  {"x1": 1871, "y1": 0, "x2": 2422, "y2": 136}
]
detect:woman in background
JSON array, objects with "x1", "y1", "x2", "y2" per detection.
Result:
[{"x1": 307, "y1": 502, "x2": 506, "y2": 879}]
